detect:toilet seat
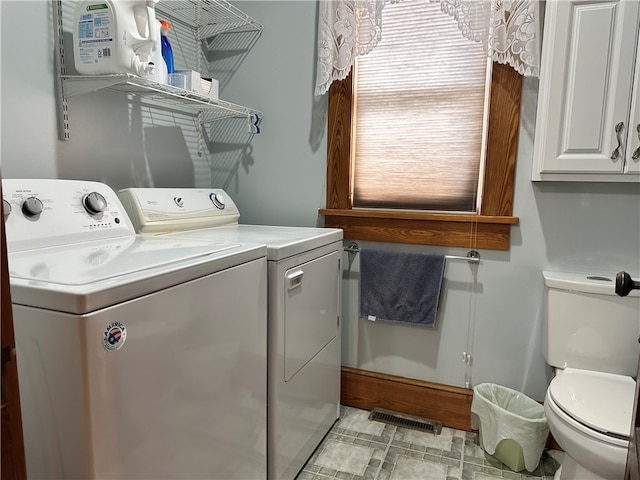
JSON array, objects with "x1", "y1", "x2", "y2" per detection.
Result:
[
  {"x1": 549, "y1": 368, "x2": 635, "y2": 439},
  {"x1": 544, "y1": 388, "x2": 628, "y2": 479}
]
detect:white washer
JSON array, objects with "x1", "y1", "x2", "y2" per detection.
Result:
[
  {"x1": 3, "y1": 179, "x2": 268, "y2": 480},
  {"x1": 118, "y1": 187, "x2": 343, "y2": 480}
]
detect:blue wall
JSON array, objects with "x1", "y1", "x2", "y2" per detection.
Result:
[{"x1": 2, "y1": 0, "x2": 639, "y2": 401}]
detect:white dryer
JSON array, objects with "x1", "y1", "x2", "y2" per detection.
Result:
[
  {"x1": 118, "y1": 187, "x2": 343, "y2": 480},
  {"x1": 3, "y1": 179, "x2": 268, "y2": 480}
]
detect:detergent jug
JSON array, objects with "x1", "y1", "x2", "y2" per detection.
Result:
[{"x1": 73, "y1": 0, "x2": 160, "y2": 77}]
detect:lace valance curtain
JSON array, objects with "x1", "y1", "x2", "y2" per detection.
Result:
[{"x1": 314, "y1": 0, "x2": 540, "y2": 96}]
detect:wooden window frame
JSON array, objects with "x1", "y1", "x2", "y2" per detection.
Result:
[{"x1": 319, "y1": 62, "x2": 521, "y2": 251}]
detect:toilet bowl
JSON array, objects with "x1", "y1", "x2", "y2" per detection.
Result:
[{"x1": 544, "y1": 368, "x2": 634, "y2": 480}]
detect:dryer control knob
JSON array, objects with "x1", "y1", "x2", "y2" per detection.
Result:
[
  {"x1": 3, "y1": 199, "x2": 11, "y2": 221},
  {"x1": 22, "y1": 196, "x2": 43, "y2": 217},
  {"x1": 210, "y1": 192, "x2": 225, "y2": 209},
  {"x1": 83, "y1": 192, "x2": 107, "y2": 214}
]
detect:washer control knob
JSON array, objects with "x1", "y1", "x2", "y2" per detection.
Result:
[
  {"x1": 3, "y1": 199, "x2": 11, "y2": 221},
  {"x1": 22, "y1": 196, "x2": 43, "y2": 217},
  {"x1": 82, "y1": 192, "x2": 107, "y2": 214},
  {"x1": 210, "y1": 192, "x2": 225, "y2": 209}
]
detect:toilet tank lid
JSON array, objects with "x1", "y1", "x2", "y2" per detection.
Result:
[
  {"x1": 543, "y1": 271, "x2": 640, "y2": 296},
  {"x1": 549, "y1": 368, "x2": 635, "y2": 437}
]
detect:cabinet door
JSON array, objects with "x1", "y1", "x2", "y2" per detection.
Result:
[
  {"x1": 626, "y1": 31, "x2": 640, "y2": 174},
  {"x1": 1, "y1": 175, "x2": 27, "y2": 480},
  {"x1": 533, "y1": 0, "x2": 640, "y2": 177}
]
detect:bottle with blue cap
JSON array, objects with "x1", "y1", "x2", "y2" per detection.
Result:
[{"x1": 160, "y1": 20, "x2": 174, "y2": 74}]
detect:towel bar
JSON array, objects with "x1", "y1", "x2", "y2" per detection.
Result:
[{"x1": 343, "y1": 241, "x2": 480, "y2": 264}]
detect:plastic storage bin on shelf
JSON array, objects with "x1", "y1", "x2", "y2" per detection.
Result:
[{"x1": 471, "y1": 383, "x2": 549, "y2": 473}]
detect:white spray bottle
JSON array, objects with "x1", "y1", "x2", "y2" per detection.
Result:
[{"x1": 147, "y1": 20, "x2": 168, "y2": 84}]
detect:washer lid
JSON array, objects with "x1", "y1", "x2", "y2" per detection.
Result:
[
  {"x1": 8, "y1": 235, "x2": 265, "y2": 314},
  {"x1": 549, "y1": 368, "x2": 635, "y2": 437}
]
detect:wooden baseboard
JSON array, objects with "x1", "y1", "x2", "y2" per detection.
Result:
[
  {"x1": 340, "y1": 366, "x2": 473, "y2": 431},
  {"x1": 340, "y1": 366, "x2": 562, "y2": 451}
]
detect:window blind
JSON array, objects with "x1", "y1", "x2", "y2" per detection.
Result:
[{"x1": 352, "y1": 0, "x2": 491, "y2": 212}]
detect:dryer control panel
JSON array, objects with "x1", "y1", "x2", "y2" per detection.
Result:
[
  {"x1": 2, "y1": 179, "x2": 135, "y2": 252},
  {"x1": 118, "y1": 188, "x2": 240, "y2": 234}
]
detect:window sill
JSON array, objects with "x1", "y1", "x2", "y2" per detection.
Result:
[{"x1": 319, "y1": 208, "x2": 519, "y2": 250}]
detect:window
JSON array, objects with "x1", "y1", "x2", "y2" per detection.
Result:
[
  {"x1": 353, "y1": 0, "x2": 489, "y2": 212},
  {"x1": 319, "y1": 2, "x2": 521, "y2": 251}
]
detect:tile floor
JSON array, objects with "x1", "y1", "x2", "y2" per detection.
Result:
[{"x1": 296, "y1": 406, "x2": 562, "y2": 480}]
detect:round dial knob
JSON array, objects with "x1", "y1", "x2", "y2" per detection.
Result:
[
  {"x1": 21, "y1": 196, "x2": 43, "y2": 217},
  {"x1": 82, "y1": 192, "x2": 107, "y2": 215},
  {"x1": 3, "y1": 199, "x2": 11, "y2": 221},
  {"x1": 210, "y1": 192, "x2": 225, "y2": 209}
]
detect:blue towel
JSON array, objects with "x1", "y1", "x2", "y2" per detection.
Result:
[{"x1": 359, "y1": 249, "x2": 445, "y2": 327}]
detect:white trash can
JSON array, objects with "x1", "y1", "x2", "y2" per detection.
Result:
[{"x1": 471, "y1": 383, "x2": 549, "y2": 472}]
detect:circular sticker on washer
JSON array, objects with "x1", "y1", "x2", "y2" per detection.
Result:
[{"x1": 103, "y1": 322, "x2": 127, "y2": 351}]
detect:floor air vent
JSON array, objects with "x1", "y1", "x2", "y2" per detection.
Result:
[{"x1": 368, "y1": 408, "x2": 442, "y2": 435}]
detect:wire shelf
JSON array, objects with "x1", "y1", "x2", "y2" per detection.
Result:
[
  {"x1": 62, "y1": 74, "x2": 262, "y2": 126},
  {"x1": 54, "y1": 0, "x2": 263, "y2": 138},
  {"x1": 157, "y1": 0, "x2": 263, "y2": 39}
]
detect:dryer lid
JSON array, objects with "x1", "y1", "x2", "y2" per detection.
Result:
[
  {"x1": 164, "y1": 224, "x2": 343, "y2": 261},
  {"x1": 549, "y1": 368, "x2": 635, "y2": 438}
]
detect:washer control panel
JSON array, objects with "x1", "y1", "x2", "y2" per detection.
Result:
[
  {"x1": 118, "y1": 188, "x2": 240, "y2": 234},
  {"x1": 2, "y1": 179, "x2": 135, "y2": 252}
]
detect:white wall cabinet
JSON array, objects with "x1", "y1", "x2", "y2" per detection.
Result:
[{"x1": 532, "y1": 0, "x2": 640, "y2": 182}]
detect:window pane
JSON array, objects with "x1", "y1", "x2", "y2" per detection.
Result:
[{"x1": 352, "y1": 0, "x2": 490, "y2": 212}]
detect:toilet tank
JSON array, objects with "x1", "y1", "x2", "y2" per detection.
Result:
[{"x1": 543, "y1": 271, "x2": 640, "y2": 376}]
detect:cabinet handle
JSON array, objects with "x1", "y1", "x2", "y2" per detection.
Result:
[
  {"x1": 611, "y1": 122, "x2": 625, "y2": 160},
  {"x1": 632, "y1": 124, "x2": 640, "y2": 160}
]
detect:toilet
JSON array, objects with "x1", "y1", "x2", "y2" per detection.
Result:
[{"x1": 542, "y1": 271, "x2": 640, "y2": 480}]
